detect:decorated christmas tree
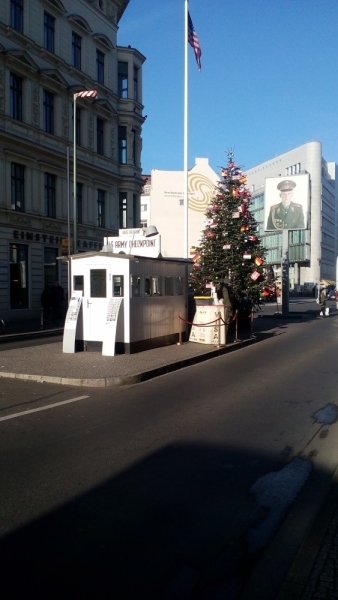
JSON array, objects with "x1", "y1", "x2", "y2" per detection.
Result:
[{"x1": 190, "y1": 152, "x2": 266, "y2": 307}]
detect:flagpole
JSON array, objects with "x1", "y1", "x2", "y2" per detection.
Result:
[
  {"x1": 183, "y1": 0, "x2": 188, "y2": 259},
  {"x1": 73, "y1": 93, "x2": 77, "y2": 254}
]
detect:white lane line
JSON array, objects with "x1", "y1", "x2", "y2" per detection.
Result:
[{"x1": 0, "y1": 395, "x2": 89, "y2": 422}]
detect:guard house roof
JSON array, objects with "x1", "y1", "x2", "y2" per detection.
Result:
[{"x1": 59, "y1": 251, "x2": 191, "y2": 264}]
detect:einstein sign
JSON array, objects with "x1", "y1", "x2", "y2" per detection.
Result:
[{"x1": 103, "y1": 229, "x2": 161, "y2": 258}]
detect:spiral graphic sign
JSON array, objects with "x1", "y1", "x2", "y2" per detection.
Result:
[{"x1": 188, "y1": 173, "x2": 215, "y2": 212}]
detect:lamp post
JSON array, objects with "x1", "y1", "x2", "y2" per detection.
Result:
[{"x1": 72, "y1": 90, "x2": 97, "y2": 254}]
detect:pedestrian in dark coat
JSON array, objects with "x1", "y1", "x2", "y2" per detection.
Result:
[
  {"x1": 319, "y1": 289, "x2": 327, "y2": 317},
  {"x1": 50, "y1": 281, "x2": 64, "y2": 322},
  {"x1": 40, "y1": 285, "x2": 51, "y2": 323}
]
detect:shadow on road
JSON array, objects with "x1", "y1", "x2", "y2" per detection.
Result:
[{"x1": 0, "y1": 440, "x2": 333, "y2": 600}]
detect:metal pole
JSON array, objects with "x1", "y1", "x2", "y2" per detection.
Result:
[
  {"x1": 224, "y1": 306, "x2": 228, "y2": 346},
  {"x1": 235, "y1": 309, "x2": 239, "y2": 341},
  {"x1": 73, "y1": 94, "x2": 77, "y2": 254},
  {"x1": 282, "y1": 229, "x2": 289, "y2": 316},
  {"x1": 177, "y1": 311, "x2": 182, "y2": 345},
  {"x1": 183, "y1": 0, "x2": 188, "y2": 258},
  {"x1": 67, "y1": 145, "x2": 71, "y2": 303}
]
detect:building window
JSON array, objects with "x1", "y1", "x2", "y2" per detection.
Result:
[
  {"x1": 72, "y1": 32, "x2": 82, "y2": 70},
  {"x1": 44, "y1": 247, "x2": 58, "y2": 287},
  {"x1": 96, "y1": 50, "x2": 105, "y2": 84},
  {"x1": 97, "y1": 189, "x2": 105, "y2": 227},
  {"x1": 97, "y1": 117, "x2": 104, "y2": 155},
  {"x1": 45, "y1": 173, "x2": 56, "y2": 217},
  {"x1": 11, "y1": 163, "x2": 25, "y2": 211},
  {"x1": 133, "y1": 66, "x2": 139, "y2": 101},
  {"x1": 10, "y1": 0, "x2": 23, "y2": 33},
  {"x1": 44, "y1": 12, "x2": 55, "y2": 52},
  {"x1": 10, "y1": 73, "x2": 23, "y2": 121},
  {"x1": 118, "y1": 126, "x2": 127, "y2": 164},
  {"x1": 77, "y1": 182, "x2": 83, "y2": 224},
  {"x1": 10, "y1": 243, "x2": 28, "y2": 309},
  {"x1": 43, "y1": 90, "x2": 54, "y2": 134},
  {"x1": 119, "y1": 191, "x2": 127, "y2": 228},
  {"x1": 133, "y1": 194, "x2": 138, "y2": 227},
  {"x1": 118, "y1": 61, "x2": 128, "y2": 98}
]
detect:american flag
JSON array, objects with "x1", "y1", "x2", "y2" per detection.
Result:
[
  {"x1": 74, "y1": 90, "x2": 98, "y2": 98},
  {"x1": 188, "y1": 12, "x2": 202, "y2": 70}
]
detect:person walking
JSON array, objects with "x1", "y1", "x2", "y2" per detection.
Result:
[
  {"x1": 319, "y1": 288, "x2": 327, "y2": 317},
  {"x1": 40, "y1": 285, "x2": 51, "y2": 325},
  {"x1": 50, "y1": 281, "x2": 64, "y2": 323}
]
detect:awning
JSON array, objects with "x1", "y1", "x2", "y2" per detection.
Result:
[{"x1": 320, "y1": 279, "x2": 335, "y2": 286}]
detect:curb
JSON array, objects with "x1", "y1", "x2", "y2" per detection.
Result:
[
  {"x1": 0, "y1": 337, "x2": 256, "y2": 388},
  {"x1": 0, "y1": 328, "x2": 63, "y2": 343},
  {"x1": 276, "y1": 465, "x2": 338, "y2": 600}
]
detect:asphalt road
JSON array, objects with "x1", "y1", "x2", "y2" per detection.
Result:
[{"x1": 0, "y1": 312, "x2": 338, "y2": 599}]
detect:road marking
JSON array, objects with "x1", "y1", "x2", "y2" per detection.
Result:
[{"x1": 0, "y1": 395, "x2": 89, "y2": 422}]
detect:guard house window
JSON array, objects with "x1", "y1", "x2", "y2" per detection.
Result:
[
  {"x1": 10, "y1": 73, "x2": 22, "y2": 121},
  {"x1": 44, "y1": 12, "x2": 55, "y2": 52},
  {"x1": 165, "y1": 277, "x2": 174, "y2": 296},
  {"x1": 96, "y1": 50, "x2": 105, "y2": 84},
  {"x1": 118, "y1": 62, "x2": 128, "y2": 98},
  {"x1": 10, "y1": 0, "x2": 23, "y2": 33},
  {"x1": 131, "y1": 275, "x2": 141, "y2": 297},
  {"x1": 119, "y1": 192, "x2": 127, "y2": 228},
  {"x1": 133, "y1": 66, "x2": 139, "y2": 101},
  {"x1": 45, "y1": 173, "x2": 56, "y2": 217},
  {"x1": 90, "y1": 269, "x2": 106, "y2": 298},
  {"x1": 97, "y1": 189, "x2": 105, "y2": 227},
  {"x1": 73, "y1": 275, "x2": 84, "y2": 291},
  {"x1": 77, "y1": 182, "x2": 83, "y2": 224},
  {"x1": 113, "y1": 276, "x2": 124, "y2": 297},
  {"x1": 43, "y1": 90, "x2": 54, "y2": 134},
  {"x1": 44, "y1": 247, "x2": 58, "y2": 286},
  {"x1": 10, "y1": 243, "x2": 28, "y2": 309},
  {"x1": 11, "y1": 163, "x2": 25, "y2": 211},
  {"x1": 72, "y1": 32, "x2": 82, "y2": 70},
  {"x1": 118, "y1": 126, "x2": 127, "y2": 164},
  {"x1": 97, "y1": 117, "x2": 104, "y2": 155}
]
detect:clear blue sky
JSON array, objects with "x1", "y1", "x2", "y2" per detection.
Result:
[{"x1": 119, "y1": 0, "x2": 338, "y2": 175}]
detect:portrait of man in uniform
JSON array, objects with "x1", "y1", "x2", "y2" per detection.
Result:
[{"x1": 266, "y1": 179, "x2": 305, "y2": 230}]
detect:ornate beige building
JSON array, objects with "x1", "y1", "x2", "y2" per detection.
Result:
[{"x1": 0, "y1": 0, "x2": 145, "y2": 321}]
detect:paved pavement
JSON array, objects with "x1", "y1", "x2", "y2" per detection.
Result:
[
  {"x1": 0, "y1": 299, "x2": 323, "y2": 388},
  {"x1": 2, "y1": 299, "x2": 338, "y2": 599}
]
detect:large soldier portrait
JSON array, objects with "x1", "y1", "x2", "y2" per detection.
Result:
[{"x1": 265, "y1": 178, "x2": 307, "y2": 230}]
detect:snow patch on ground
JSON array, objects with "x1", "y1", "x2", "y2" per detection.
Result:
[
  {"x1": 313, "y1": 403, "x2": 338, "y2": 425},
  {"x1": 247, "y1": 457, "x2": 313, "y2": 554}
]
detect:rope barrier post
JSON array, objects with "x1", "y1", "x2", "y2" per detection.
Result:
[
  {"x1": 40, "y1": 307, "x2": 44, "y2": 330},
  {"x1": 224, "y1": 306, "x2": 228, "y2": 346},
  {"x1": 235, "y1": 309, "x2": 239, "y2": 342},
  {"x1": 217, "y1": 311, "x2": 221, "y2": 347},
  {"x1": 177, "y1": 311, "x2": 182, "y2": 345}
]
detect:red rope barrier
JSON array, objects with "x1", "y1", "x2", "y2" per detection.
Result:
[{"x1": 179, "y1": 315, "x2": 221, "y2": 327}]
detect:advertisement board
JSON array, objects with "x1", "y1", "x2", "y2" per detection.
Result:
[{"x1": 264, "y1": 174, "x2": 309, "y2": 231}]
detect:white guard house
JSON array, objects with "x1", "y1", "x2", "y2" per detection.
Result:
[{"x1": 63, "y1": 228, "x2": 189, "y2": 355}]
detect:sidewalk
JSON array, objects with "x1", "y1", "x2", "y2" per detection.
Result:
[{"x1": 0, "y1": 301, "x2": 332, "y2": 388}]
